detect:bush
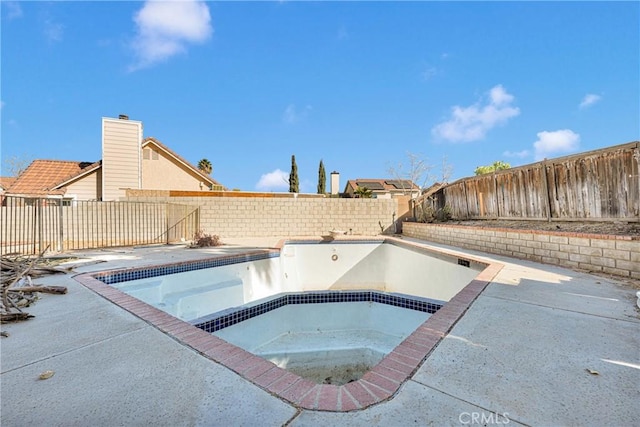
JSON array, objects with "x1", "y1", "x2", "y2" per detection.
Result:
[
  {"x1": 417, "y1": 203, "x2": 452, "y2": 223},
  {"x1": 190, "y1": 230, "x2": 221, "y2": 247}
]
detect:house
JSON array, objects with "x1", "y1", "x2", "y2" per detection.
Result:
[
  {"x1": 3, "y1": 115, "x2": 223, "y2": 203},
  {"x1": 343, "y1": 179, "x2": 421, "y2": 199},
  {"x1": 2, "y1": 160, "x2": 101, "y2": 204},
  {"x1": 0, "y1": 176, "x2": 16, "y2": 204}
]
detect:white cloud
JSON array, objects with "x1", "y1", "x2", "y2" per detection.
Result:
[
  {"x1": 533, "y1": 129, "x2": 580, "y2": 161},
  {"x1": 256, "y1": 169, "x2": 289, "y2": 191},
  {"x1": 431, "y1": 85, "x2": 520, "y2": 142},
  {"x1": 579, "y1": 93, "x2": 601, "y2": 109},
  {"x1": 503, "y1": 149, "x2": 530, "y2": 159},
  {"x1": 283, "y1": 104, "x2": 312, "y2": 124},
  {"x1": 44, "y1": 18, "x2": 64, "y2": 43},
  {"x1": 129, "y1": 0, "x2": 212, "y2": 71},
  {"x1": 4, "y1": 2, "x2": 23, "y2": 20}
]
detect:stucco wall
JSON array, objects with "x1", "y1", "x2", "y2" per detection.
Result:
[
  {"x1": 64, "y1": 169, "x2": 102, "y2": 200},
  {"x1": 127, "y1": 195, "x2": 399, "y2": 237},
  {"x1": 141, "y1": 147, "x2": 206, "y2": 192},
  {"x1": 403, "y1": 222, "x2": 640, "y2": 279}
]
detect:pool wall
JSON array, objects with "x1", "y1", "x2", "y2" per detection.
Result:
[
  {"x1": 74, "y1": 236, "x2": 504, "y2": 412},
  {"x1": 106, "y1": 239, "x2": 480, "y2": 322},
  {"x1": 105, "y1": 252, "x2": 282, "y2": 321},
  {"x1": 278, "y1": 240, "x2": 483, "y2": 301}
]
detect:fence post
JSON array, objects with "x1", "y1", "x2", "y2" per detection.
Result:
[
  {"x1": 541, "y1": 161, "x2": 552, "y2": 222},
  {"x1": 495, "y1": 173, "x2": 500, "y2": 219},
  {"x1": 34, "y1": 199, "x2": 41, "y2": 254},
  {"x1": 58, "y1": 199, "x2": 64, "y2": 252},
  {"x1": 165, "y1": 204, "x2": 170, "y2": 245}
]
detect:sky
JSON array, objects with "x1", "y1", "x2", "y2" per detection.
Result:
[{"x1": 1, "y1": 1, "x2": 639, "y2": 193}]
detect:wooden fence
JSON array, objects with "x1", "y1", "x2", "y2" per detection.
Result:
[
  {"x1": 1, "y1": 196, "x2": 200, "y2": 255},
  {"x1": 421, "y1": 141, "x2": 640, "y2": 222}
]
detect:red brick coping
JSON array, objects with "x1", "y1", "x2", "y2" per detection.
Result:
[{"x1": 74, "y1": 237, "x2": 503, "y2": 412}]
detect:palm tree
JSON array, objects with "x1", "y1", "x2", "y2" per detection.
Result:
[
  {"x1": 198, "y1": 158, "x2": 212, "y2": 175},
  {"x1": 354, "y1": 185, "x2": 373, "y2": 198}
]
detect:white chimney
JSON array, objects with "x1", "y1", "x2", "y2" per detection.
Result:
[
  {"x1": 102, "y1": 116, "x2": 143, "y2": 201},
  {"x1": 330, "y1": 171, "x2": 340, "y2": 195}
]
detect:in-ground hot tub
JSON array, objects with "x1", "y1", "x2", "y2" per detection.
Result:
[{"x1": 203, "y1": 291, "x2": 440, "y2": 385}]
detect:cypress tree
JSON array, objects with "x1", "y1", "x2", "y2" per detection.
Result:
[
  {"x1": 289, "y1": 155, "x2": 299, "y2": 193},
  {"x1": 317, "y1": 160, "x2": 326, "y2": 194}
]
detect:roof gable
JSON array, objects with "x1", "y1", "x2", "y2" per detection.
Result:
[{"x1": 142, "y1": 137, "x2": 223, "y2": 187}]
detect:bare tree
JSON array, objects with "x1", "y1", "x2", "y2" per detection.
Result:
[
  {"x1": 387, "y1": 152, "x2": 454, "y2": 221},
  {"x1": 2, "y1": 155, "x2": 32, "y2": 177},
  {"x1": 387, "y1": 152, "x2": 434, "y2": 196}
]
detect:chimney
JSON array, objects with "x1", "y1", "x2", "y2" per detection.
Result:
[
  {"x1": 118, "y1": 114, "x2": 129, "y2": 120},
  {"x1": 330, "y1": 171, "x2": 340, "y2": 195},
  {"x1": 102, "y1": 116, "x2": 142, "y2": 201}
]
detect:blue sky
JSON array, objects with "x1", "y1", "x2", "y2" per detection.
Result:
[{"x1": 2, "y1": 1, "x2": 639, "y2": 192}]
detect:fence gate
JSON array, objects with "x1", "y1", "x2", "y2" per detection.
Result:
[{"x1": 1, "y1": 196, "x2": 200, "y2": 256}]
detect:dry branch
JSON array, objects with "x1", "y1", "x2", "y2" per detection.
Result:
[
  {"x1": 1, "y1": 248, "x2": 71, "y2": 323},
  {"x1": 7, "y1": 286, "x2": 68, "y2": 295}
]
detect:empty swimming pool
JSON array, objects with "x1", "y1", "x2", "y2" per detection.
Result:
[{"x1": 80, "y1": 237, "x2": 498, "y2": 408}]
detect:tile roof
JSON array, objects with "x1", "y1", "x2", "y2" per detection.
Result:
[
  {"x1": 6, "y1": 160, "x2": 98, "y2": 196},
  {"x1": 0, "y1": 177, "x2": 16, "y2": 190}
]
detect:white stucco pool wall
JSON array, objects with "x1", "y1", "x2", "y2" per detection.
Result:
[
  {"x1": 112, "y1": 240, "x2": 483, "y2": 322},
  {"x1": 278, "y1": 242, "x2": 481, "y2": 301}
]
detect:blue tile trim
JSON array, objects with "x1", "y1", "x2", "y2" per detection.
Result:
[
  {"x1": 94, "y1": 251, "x2": 279, "y2": 285},
  {"x1": 194, "y1": 291, "x2": 444, "y2": 333}
]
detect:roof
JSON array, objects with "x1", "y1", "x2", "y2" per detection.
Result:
[
  {"x1": 344, "y1": 179, "x2": 420, "y2": 193},
  {"x1": 142, "y1": 137, "x2": 224, "y2": 188},
  {"x1": 0, "y1": 177, "x2": 16, "y2": 190},
  {"x1": 5, "y1": 160, "x2": 99, "y2": 196}
]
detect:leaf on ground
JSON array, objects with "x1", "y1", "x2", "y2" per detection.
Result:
[
  {"x1": 585, "y1": 368, "x2": 600, "y2": 375},
  {"x1": 39, "y1": 370, "x2": 55, "y2": 380}
]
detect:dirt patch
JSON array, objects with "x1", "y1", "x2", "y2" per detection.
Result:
[{"x1": 444, "y1": 219, "x2": 640, "y2": 237}]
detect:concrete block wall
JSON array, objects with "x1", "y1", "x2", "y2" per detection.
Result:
[
  {"x1": 128, "y1": 196, "x2": 399, "y2": 238},
  {"x1": 403, "y1": 222, "x2": 640, "y2": 279}
]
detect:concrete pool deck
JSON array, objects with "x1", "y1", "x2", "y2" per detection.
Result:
[{"x1": 1, "y1": 236, "x2": 638, "y2": 426}]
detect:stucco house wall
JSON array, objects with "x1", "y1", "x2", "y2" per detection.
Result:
[
  {"x1": 62, "y1": 169, "x2": 102, "y2": 201},
  {"x1": 141, "y1": 145, "x2": 210, "y2": 192}
]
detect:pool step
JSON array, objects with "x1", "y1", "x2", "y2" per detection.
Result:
[{"x1": 161, "y1": 279, "x2": 244, "y2": 321}]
